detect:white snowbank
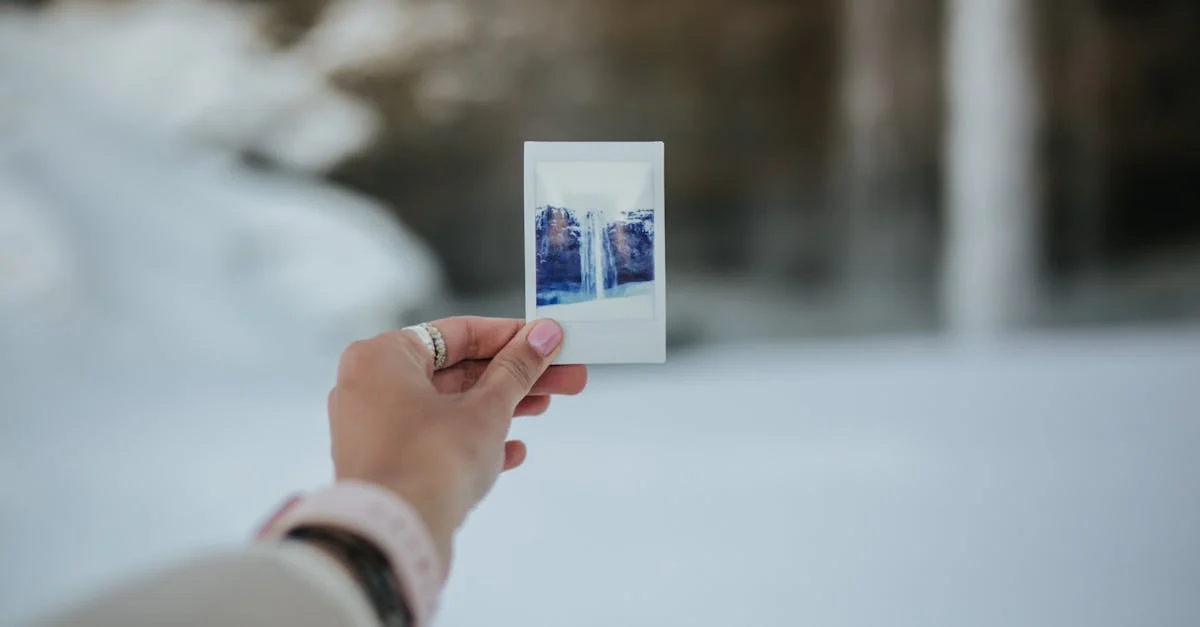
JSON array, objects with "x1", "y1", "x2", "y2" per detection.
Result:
[
  {"x1": 0, "y1": 174, "x2": 85, "y2": 325},
  {"x1": 0, "y1": 80, "x2": 441, "y2": 360},
  {"x1": 0, "y1": 0, "x2": 446, "y2": 356}
]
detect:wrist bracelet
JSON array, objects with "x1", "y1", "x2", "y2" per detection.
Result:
[{"x1": 288, "y1": 526, "x2": 413, "y2": 627}]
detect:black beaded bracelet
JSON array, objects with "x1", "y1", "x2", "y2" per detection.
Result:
[{"x1": 287, "y1": 526, "x2": 414, "y2": 627}]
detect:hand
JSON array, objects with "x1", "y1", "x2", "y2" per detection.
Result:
[{"x1": 326, "y1": 317, "x2": 585, "y2": 573}]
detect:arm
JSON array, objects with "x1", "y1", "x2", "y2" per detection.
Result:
[
  {"x1": 38, "y1": 317, "x2": 581, "y2": 627},
  {"x1": 41, "y1": 543, "x2": 381, "y2": 627}
]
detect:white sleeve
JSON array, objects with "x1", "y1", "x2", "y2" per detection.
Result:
[{"x1": 40, "y1": 543, "x2": 384, "y2": 627}]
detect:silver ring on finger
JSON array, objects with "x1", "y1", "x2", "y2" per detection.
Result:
[{"x1": 401, "y1": 322, "x2": 447, "y2": 370}]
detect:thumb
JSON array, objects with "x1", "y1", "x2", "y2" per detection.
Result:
[{"x1": 472, "y1": 319, "x2": 563, "y2": 408}]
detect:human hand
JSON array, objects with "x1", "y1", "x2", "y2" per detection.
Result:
[{"x1": 326, "y1": 317, "x2": 585, "y2": 572}]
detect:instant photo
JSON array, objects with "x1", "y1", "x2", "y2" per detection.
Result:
[{"x1": 525, "y1": 142, "x2": 666, "y2": 364}]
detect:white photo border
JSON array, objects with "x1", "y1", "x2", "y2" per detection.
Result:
[{"x1": 525, "y1": 141, "x2": 666, "y2": 364}]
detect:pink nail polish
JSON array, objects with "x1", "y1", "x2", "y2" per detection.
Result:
[{"x1": 527, "y1": 320, "x2": 563, "y2": 356}]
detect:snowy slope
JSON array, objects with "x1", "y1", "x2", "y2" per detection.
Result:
[
  {"x1": 441, "y1": 332, "x2": 1200, "y2": 627},
  {"x1": 3, "y1": 329, "x2": 1199, "y2": 626}
]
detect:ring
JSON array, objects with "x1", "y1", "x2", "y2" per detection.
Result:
[{"x1": 401, "y1": 322, "x2": 447, "y2": 370}]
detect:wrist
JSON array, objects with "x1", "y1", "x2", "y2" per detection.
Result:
[
  {"x1": 386, "y1": 478, "x2": 459, "y2": 572},
  {"x1": 257, "y1": 481, "x2": 446, "y2": 626}
]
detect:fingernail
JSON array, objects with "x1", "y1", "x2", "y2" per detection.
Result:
[{"x1": 527, "y1": 320, "x2": 562, "y2": 357}]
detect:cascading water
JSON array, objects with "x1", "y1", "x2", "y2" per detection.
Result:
[
  {"x1": 603, "y1": 220, "x2": 619, "y2": 293},
  {"x1": 577, "y1": 209, "x2": 632, "y2": 300},
  {"x1": 578, "y1": 211, "x2": 594, "y2": 299},
  {"x1": 579, "y1": 210, "x2": 607, "y2": 300}
]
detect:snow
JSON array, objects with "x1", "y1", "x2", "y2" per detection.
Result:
[
  {"x1": 0, "y1": 0, "x2": 445, "y2": 356},
  {"x1": 0, "y1": 0, "x2": 371, "y2": 172},
  {"x1": 0, "y1": 92, "x2": 441, "y2": 357},
  {"x1": 3, "y1": 328, "x2": 1200, "y2": 626},
  {"x1": 0, "y1": 173, "x2": 84, "y2": 322},
  {"x1": 0, "y1": 0, "x2": 471, "y2": 173},
  {"x1": 537, "y1": 290, "x2": 656, "y2": 322},
  {"x1": 448, "y1": 331, "x2": 1200, "y2": 627}
]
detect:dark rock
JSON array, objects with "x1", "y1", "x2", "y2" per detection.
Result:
[
  {"x1": 535, "y1": 206, "x2": 583, "y2": 305},
  {"x1": 607, "y1": 210, "x2": 655, "y2": 285}
]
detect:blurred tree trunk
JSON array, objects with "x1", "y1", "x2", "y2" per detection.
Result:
[
  {"x1": 1059, "y1": 0, "x2": 1108, "y2": 280},
  {"x1": 1038, "y1": 0, "x2": 1109, "y2": 287},
  {"x1": 942, "y1": 0, "x2": 1039, "y2": 341},
  {"x1": 835, "y1": 0, "x2": 942, "y2": 321}
]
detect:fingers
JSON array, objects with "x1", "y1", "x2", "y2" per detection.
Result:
[
  {"x1": 471, "y1": 320, "x2": 564, "y2": 409},
  {"x1": 372, "y1": 317, "x2": 526, "y2": 380},
  {"x1": 339, "y1": 333, "x2": 431, "y2": 382},
  {"x1": 502, "y1": 440, "x2": 527, "y2": 472},
  {"x1": 419, "y1": 317, "x2": 527, "y2": 369},
  {"x1": 433, "y1": 362, "x2": 588, "y2": 396},
  {"x1": 514, "y1": 395, "x2": 551, "y2": 417}
]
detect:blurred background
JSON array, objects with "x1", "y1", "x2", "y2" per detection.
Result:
[{"x1": 1, "y1": 0, "x2": 1198, "y2": 625}]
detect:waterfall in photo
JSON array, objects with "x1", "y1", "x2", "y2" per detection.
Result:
[
  {"x1": 578, "y1": 210, "x2": 596, "y2": 300},
  {"x1": 579, "y1": 210, "x2": 614, "y2": 301},
  {"x1": 601, "y1": 219, "x2": 618, "y2": 293}
]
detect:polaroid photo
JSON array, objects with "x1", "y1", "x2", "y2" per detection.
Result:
[{"x1": 524, "y1": 142, "x2": 666, "y2": 364}]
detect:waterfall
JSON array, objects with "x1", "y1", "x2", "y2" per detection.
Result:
[
  {"x1": 576, "y1": 209, "x2": 621, "y2": 300},
  {"x1": 578, "y1": 211, "x2": 592, "y2": 299},
  {"x1": 578, "y1": 210, "x2": 604, "y2": 301},
  {"x1": 601, "y1": 219, "x2": 618, "y2": 292},
  {"x1": 591, "y1": 212, "x2": 606, "y2": 300}
]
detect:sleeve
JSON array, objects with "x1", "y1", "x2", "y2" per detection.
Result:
[{"x1": 39, "y1": 543, "x2": 387, "y2": 627}]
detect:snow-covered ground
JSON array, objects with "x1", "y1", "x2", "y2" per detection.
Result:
[
  {"x1": 3, "y1": 326, "x2": 1199, "y2": 626},
  {"x1": 538, "y1": 290, "x2": 656, "y2": 321}
]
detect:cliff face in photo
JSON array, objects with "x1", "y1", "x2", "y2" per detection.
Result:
[
  {"x1": 534, "y1": 206, "x2": 583, "y2": 304},
  {"x1": 607, "y1": 209, "x2": 655, "y2": 285}
]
